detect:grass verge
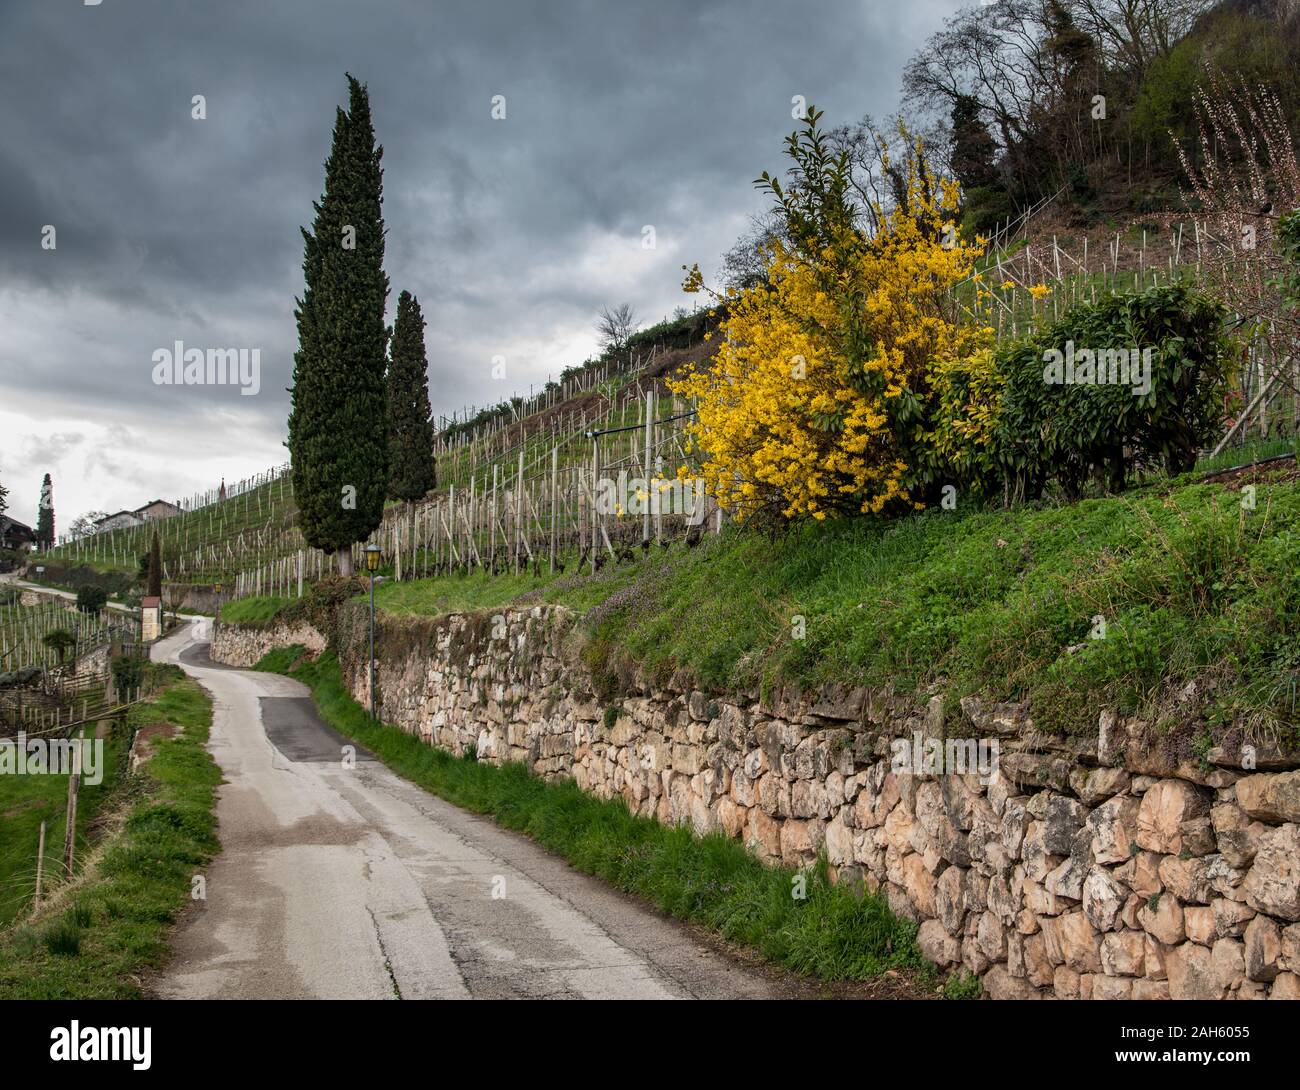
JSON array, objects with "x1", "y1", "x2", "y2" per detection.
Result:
[
  {"x1": 255, "y1": 645, "x2": 934, "y2": 986},
  {"x1": 0, "y1": 668, "x2": 219, "y2": 998},
  {"x1": 217, "y1": 594, "x2": 291, "y2": 625},
  {"x1": 0, "y1": 738, "x2": 126, "y2": 930}
]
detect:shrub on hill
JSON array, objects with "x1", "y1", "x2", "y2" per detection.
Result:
[{"x1": 932, "y1": 283, "x2": 1234, "y2": 502}]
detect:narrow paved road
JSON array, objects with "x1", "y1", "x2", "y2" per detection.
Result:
[
  {"x1": 0, "y1": 574, "x2": 202, "y2": 619},
  {"x1": 150, "y1": 621, "x2": 775, "y2": 999}
]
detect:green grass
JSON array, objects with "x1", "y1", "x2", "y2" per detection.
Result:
[
  {"x1": 0, "y1": 733, "x2": 126, "y2": 930},
  {"x1": 255, "y1": 646, "x2": 930, "y2": 984},
  {"x1": 315, "y1": 466, "x2": 1300, "y2": 745},
  {"x1": 1193, "y1": 434, "x2": 1299, "y2": 476},
  {"x1": 218, "y1": 594, "x2": 292, "y2": 625},
  {"x1": 0, "y1": 669, "x2": 220, "y2": 998}
]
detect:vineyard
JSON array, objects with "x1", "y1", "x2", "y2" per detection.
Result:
[
  {"x1": 0, "y1": 596, "x2": 136, "y2": 676},
  {"x1": 35, "y1": 203, "x2": 1300, "y2": 605}
]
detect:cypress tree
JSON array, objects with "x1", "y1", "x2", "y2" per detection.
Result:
[
  {"x1": 36, "y1": 473, "x2": 54, "y2": 550},
  {"x1": 288, "y1": 74, "x2": 390, "y2": 577},
  {"x1": 950, "y1": 95, "x2": 998, "y2": 194},
  {"x1": 147, "y1": 530, "x2": 162, "y2": 598},
  {"x1": 386, "y1": 290, "x2": 436, "y2": 503}
]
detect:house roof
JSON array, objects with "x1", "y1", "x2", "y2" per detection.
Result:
[
  {"x1": 0, "y1": 515, "x2": 34, "y2": 534},
  {"x1": 135, "y1": 498, "x2": 180, "y2": 512},
  {"x1": 95, "y1": 510, "x2": 140, "y2": 524}
]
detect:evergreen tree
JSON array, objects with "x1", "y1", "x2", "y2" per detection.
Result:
[
  {"x1": 288, "y1": 74, "x2": 390, "y2": 576},
  {"x1": 386, "y1": 290, "x2": 436, "y2": 503},
  {"x1": 36, "y1": 473, "x2": 54, "y2": 549},
  {"x1": 950, "y1": 95, "x2": 998, "y2": 194},
  {"x1": 147, "y1": 530, "x2": 162, "y2": 599}
]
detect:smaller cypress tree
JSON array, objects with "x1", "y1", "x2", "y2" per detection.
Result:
[
  {"x1": 36, "y1": 473, "x2": 54, "y2": 549},
  {"x1": 147, "y1": 530, "x2": 162, "y2": 598},
  {"x1": 386, "y1": 290, "x2": 437, "y2": 503}
]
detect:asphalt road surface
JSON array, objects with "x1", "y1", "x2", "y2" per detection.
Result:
[{"x1": 150, "y1": 620, "x2": 775, "y2": 999}]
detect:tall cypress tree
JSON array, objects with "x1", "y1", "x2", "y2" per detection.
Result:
[
  {"x1": 386, "y1": 290, "x2": 436, "y2": 503},
  {"x1": 288, "y1": 74, "x2": 390, "y2": 576},
  {"x1": 36, "y1": 473, "x2": 54, "y2": 550}
]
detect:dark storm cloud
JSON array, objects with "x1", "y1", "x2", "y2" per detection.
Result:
[{"x1": 0, "y1": 0, "x2": 955, "y2": 519}]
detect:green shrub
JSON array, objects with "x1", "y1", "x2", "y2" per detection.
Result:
[
  {"x1": 943, "y1": 283, "x2": 1234, "y2": 501},
  {"x1": 75, "y1": 585, "x2": 108, "y2": 615},
  {"x1": 111, "y1": 654, "x2": 146, "y2": 694}
]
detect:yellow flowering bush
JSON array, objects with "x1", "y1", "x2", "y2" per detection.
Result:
[{"x1": 670, "y1": 110, "x2": 991, "y2": 524}]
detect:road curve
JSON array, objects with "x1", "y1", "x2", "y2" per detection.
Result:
[{"x1": 150, "y1": 620, "x2": 776, "y2": 999}]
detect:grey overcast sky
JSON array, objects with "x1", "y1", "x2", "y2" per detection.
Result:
[{"x1": 0, "y1": 0, "x2": 958, "y2": 530}]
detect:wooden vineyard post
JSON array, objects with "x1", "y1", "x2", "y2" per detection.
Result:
[
  {"x1": 549, "y1": 445, "x2": 558, "y2": 574},
  {"x1": 591, "y1": 436, "x2": 599, "y2": 575},
  {"x1": 34, "y1": 821, "x2": 46, "y2": 909},
  {"x1": 62, "y1": 731, "x2": 83, "y2": 878},
  {"x1": 490, "y1": 466, "x2": 498, "y2": 571},
  {"x1": 642, "y1": 388, "x2": 652, "y2": 547},
  {"x1": 516, "y1": 447, "x2": 525, "y2": 575}
]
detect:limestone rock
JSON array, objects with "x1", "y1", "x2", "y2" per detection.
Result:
[
  {"x1": 1114, "y1": 850, "x2": 1163, "y2": 899},
  {"x1": 901, "y1": 853, "x2": 938, "y2": 918},
  {"x1": 1178, "y1": 816, "x2": 1216, "y2": 857},
  {"x1": 1024, "y1": 932, "x2": 1055, "y2": 987},
  {"x1": 1043, "y1": 796, "x2": 1087, "y2": 854},
  {"x1": 1236, "y1": 770, "x2": 1300, "y2": 824},
  {"x1": 1089, "y1": 795, "x2": 1141, "y2": 865},
  {"x1": 1136, "y1": 779, "x2": 1211, "y2": 854},
  {"x1": 961, "y1": 934, "x2": 991, "y2": 976},
  {"x1": 1082, "y1": 867, "x2": 1125, "y2": 932},
  {"x1": 1166, "y1": 942, "x2": 1229, "y2": 1000},
  {"x1": 1244, "y1": 916, "x2": 1281, "y2": 982},
  {"x1": 935, "y1": 865, "x2": 968, "y2": 935},
  {"x1": 982, "y1": 964, "x2": 1042, "y2": 999},
  {"x1": 1100, "y1": 931, "x2": 1145, "y2": 977},
  {"x1": 1184, "y1": 906, "x2": 1214, "y2": 946},
  {"x1": 1211, "y1": 802, "x2": 1263, "y2": 869},
  {"x1": 1043, "y1": 911, "x2": 1101, "y2": 973},
  {"x1": 1158, "y1": 855, "x2": 1212, "y2": 905},
  {"x1": 1145, "y1": 935, "x2": 1169, "y2": 981},
  {"x1": 1070, "y1": 766, "x2": 1132, "y2": 807},
  {"x1": 1053, "y1": 965, "x2": 1081, "y2": 998},
  {"x1": 779, "y1": 817, "x2": 825, "y2": 865},
  {"x1": 1211, "y1": 897, "x2": 1255, "y2": 939},
  {"x1": 917, "y1": 918, "x2": 960, "y2": 967},
  {"x1": 977, "y1": 910, "x2": 1007, "y2": 962},
  {"x1": 1244, "y1": 824, "x2": 1300, "y2": 921},
  {"x1": 1270, "y1": 972, "x2": 1300, "y2": 999},
  {"x1": 1282, "y1": 923, "x2": 1300, "y2": 970},
  {"x1": 745, "y1": 807, "x2": 781, "y2": 862},
  {"x1": 1090, "y1": 974, "x2": 1133, "y2": 999},
  {"x1": 1132, "y1": 978, "x2": 1170, "y2": 999},
  {"x1": 1212, "y1": 938, "x2": 1245, "y2": 992},
  {"x1": 1020, "y1": 820, "x2": 1061, "y2": 883},
  {"x1": 1138, "y1": 895, "x2": 1185, "y2": 946}
]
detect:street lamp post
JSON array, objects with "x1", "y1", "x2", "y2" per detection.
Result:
[{"x1": 365, "y1": 544, "x2": 381, "y2": 720}]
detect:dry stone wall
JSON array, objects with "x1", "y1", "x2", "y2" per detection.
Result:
[
  {"x1": 214, "y1": 605, "x2": 1300, "y2": 999},
  {"x1": 211, "y1": 620, "x2": 327, "y2": 667}
]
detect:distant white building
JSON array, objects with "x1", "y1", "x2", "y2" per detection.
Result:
[{"x1": 94, "y1": 510, "x2": 144, "y2": 532}]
